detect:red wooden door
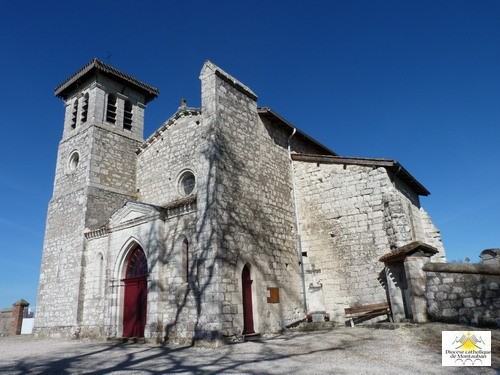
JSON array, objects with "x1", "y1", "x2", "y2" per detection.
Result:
[
  {"x1": 242, "y1": 265, "x2": 255, "y2": 334},
  {"x1": 123, "y1": 276, "x2": 147, "y2": 337},
  {"x1": 123, "y1": 247, "x2": 148, "y2": 337}
]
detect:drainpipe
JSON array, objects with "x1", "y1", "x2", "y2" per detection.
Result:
[{"x1": 288, "y1": 128, "x2": 308, "y2": 314}]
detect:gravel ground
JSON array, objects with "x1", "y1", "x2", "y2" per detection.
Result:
[{"x1": 0, "y1": 323, "x2": 498, "y2": 374}]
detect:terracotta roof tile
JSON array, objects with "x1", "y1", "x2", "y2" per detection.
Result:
[
  {"x1": 379, "y1": 241, "x2": 438, "y2": 263},
  {"x1": 54, "y1": 58, "x2": 159, "y2": 103}
]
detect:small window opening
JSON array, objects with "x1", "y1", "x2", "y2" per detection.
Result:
[
  {"x1": 71, "y1": 99, "x2": 78, "y2": 129},
  {"x1": 68, "y1": 151, "x2": 80, "y2": 172},
  {"x1": 178, "y1": 171, "x2": 196, "y2": 196},
  {"x1": 81, "y1": 93, "x2": 89, "y2": 123},
  {"x1": 94, "y1": 253, "x2": 104, "y2": 296},
  {"x1": 124, "y1": 100, "x2": 133, "y2": 131},
  {"x1": 182, "y1": 238, "x2": 189, "y2": 283},
  {"x1": 106, "y1": 94, "x2": 117, "y2": 124}
]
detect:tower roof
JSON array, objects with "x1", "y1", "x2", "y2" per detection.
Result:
[{"x1": 54, "y1": 58, "x2": 159, "y2": 103}]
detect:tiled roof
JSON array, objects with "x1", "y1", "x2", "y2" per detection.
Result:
[
  {"x1": 258, "y1": 107, "x2": 338, "y2": 157},
  {"x1": 54, "y1": 58, "x2": 159, "y2": 103},
  {"x1": 379, "y1": 241, "x2": 438, "y2": 263}
]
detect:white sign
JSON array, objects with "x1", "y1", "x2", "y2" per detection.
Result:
[{"x1": 442, "y1": 331, "x2": 491, "y2": 367}]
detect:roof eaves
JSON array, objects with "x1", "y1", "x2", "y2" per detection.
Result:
[
  {"x1": 390, "y1": 162, "x2": 430, "y2": 196},
  {"x1": 291, "y1": 153, "x2": 430, "y2": 196},
  {"x1": 257, "y1": 107, "x2": 338, "y2": 156},
  {"x1": 291, "y1": 154, "x2": 395, "y2": 167},
  {"x1": 54, "y1": 58, "x2": 159, "y2": 103}
]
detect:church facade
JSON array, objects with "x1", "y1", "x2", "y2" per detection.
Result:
[{"x1": 34, "y1": 59, "x2": 445, "y2": 344}]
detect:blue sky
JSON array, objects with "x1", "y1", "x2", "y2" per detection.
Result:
[{"x1": 0, "y1": 1, "x2": 499, "y2": 309}]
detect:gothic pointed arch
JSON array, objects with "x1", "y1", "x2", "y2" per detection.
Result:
[
  {"x1": 125, "y1": 246, "x2": 148, "y2": 279},
  {"x1": 113, "y1": 237, "x2": 144, "y2": 280}
]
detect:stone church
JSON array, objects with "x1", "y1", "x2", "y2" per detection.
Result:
[{"x1": 34, "y1": 59, "x2": 445, "y2": 344}]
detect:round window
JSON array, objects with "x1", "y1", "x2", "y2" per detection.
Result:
[
  {"x1": 178, "y1": 171, "x2": 196, "y2": 196},
  {"x1": 68, "y1": 151, "x2": 80, "y2": 172}
]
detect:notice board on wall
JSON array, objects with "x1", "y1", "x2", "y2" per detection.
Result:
[{"x1": 267, "y1": 287, "x2": 279, "y2": 303}]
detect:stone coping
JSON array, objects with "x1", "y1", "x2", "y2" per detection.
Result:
[
  {"x1": 137, "y1": 107, "x2": 201, "y2": 154},
  {"x1": 423, "y1": 262, "x2": 500, "y2": 276},
  {"x1": 203, "y1": 60, "x2": 257, "y2": 101}
]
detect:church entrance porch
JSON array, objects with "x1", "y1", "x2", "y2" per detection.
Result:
[{"x1": 122, "y1": 246, "x2": 148, "y2": 338}]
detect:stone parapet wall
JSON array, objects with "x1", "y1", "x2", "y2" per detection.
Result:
[{"x1": 423, "y1": 263, "x2": 500, "y2": 327}]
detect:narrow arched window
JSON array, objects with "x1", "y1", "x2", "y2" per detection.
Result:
[
  {"x1": 81, "y1": 93, "x2": 89, "y2": 123},
  {"x1": 106, "y1": 93, "x2": 117, "y2": 124},
  {"x1": 123, "y1": 100, "x2": 133, "y2": 131},
  {"x1": 95, "y1": 253, "x2": 104, "y2": 296},
  {"x1": 182, "y1": 238, "x2": 189, "y2": 283},
  {"x1": 71, "y1": 99, "x2": 78, "y2": 129}
]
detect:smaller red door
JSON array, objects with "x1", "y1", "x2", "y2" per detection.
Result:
[{"x1": 242, "y1": 265, "x2": 255, "y2": 334}]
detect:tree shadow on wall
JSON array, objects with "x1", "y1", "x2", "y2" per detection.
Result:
[{"x1": 155, "y1": 110, "x2": 305, "y2": 345}]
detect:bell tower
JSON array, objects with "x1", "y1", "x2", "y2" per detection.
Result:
[{"x1": 34, "y1": 59, "x2": 158, "y2": 337}]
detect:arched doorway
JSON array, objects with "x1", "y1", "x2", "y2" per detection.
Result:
[
  {"x1": 122, "y1": 246, "x2": 148, "y2": 337},
  {"x1": 242, "y1": 264, "x2": 255, "y2": 334}
]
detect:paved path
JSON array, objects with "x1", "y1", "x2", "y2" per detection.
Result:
[{"x1": 0, "y1": 324, "x2": 498, "y2": 374}]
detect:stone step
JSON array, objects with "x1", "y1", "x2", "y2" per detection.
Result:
[
  {"x1": 243, "y1": 333, "x2": 262, "y2": 342},
  {"x1": 107, "y1": 337, "x2": 146, "y2": 344}
]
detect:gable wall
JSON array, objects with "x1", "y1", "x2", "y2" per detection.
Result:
[
  {"x1": 294, "y1": 161, "x2": 445, "y2": 322},
  {"x1": 137, "y1": 113, "x2": 204, "y2": 206}
]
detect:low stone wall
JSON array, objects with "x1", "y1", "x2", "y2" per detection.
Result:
[
  {"x1": 0, "y1": 308, "x2": 14, "y2": 336},
  {"x1": 423, "y1": 263, "x2": 500, "y2": 327}
]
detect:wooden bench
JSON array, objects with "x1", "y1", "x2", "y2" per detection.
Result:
[{"x1": 344, "y1": 302, "x2": 392, "y2": 327}]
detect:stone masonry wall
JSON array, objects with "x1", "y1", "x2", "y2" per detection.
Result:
[
  {"x1": 201, "y1": 62, "x2": 314, "y2": 337},
  {"x1": 294, "y1": 162, "x2": 445, "y2": 323},
  {"x1": 81, "y1": 203, "x2": 199, "y2": 343},
  {"x1": 36, "y1": 74, "x2": 147, "y2": 338},
  {"x1": 0, "y1": 308, "x2": 13, "y2": 336},
  {"x1": 388, "y1": 175, "x2": 445, "y2": 259},
  {"x1": 137, "y1": 111, "x2": 204, "y2": 206},
  {"x1": 424, "y1": 263, "x2": 500, "y2": 327},
  {"x1": 36, "y1": 123, "x2": 89, "y2": 336},
  {"x1": 80, "y1": 234, "x2": 108, "y2": 338},
  {"x1": 85, "y1": 126, "x2": 142, "y2": 229}
]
